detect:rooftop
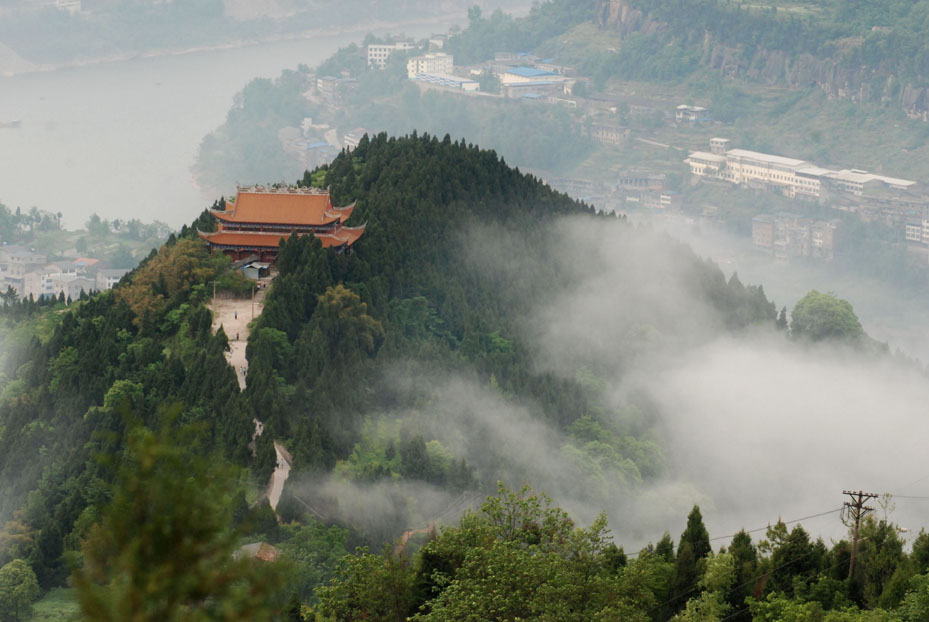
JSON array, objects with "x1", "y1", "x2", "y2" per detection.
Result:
[
  {"x1": 726, "y1": 149, "x2": 806, "y2": 168},
  {"x1": 505, "y1": 66, "x2": 558, "y2": 78},
  {"x1": 199, "y1": 225, "x2": 365, "y2": 250},
  {"x1": 414, "y1": 73, "x2": 478, "y2": 85},
  {"x1": 794, "y1": 164, "x2": 832, "y2": 177},
  {"x1": 99, "y1": 268, "x2": 131, "y2": 278},
  {"x1": 214, "y1": 188, "x2": 355, "y2": 227},
  {"x1": 687, "y1": 151, "x2": 727, "y2": 163}
]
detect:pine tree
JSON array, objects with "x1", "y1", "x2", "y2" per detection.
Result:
[{"x1": 777, "y1": 306, "x2": 788, "y2": 330}]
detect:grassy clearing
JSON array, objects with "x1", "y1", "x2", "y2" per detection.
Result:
[{"x1": 32, "y1": 587, "x2": 81, "y2": 622}]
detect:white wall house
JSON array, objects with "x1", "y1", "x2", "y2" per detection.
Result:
[
  {"x1": 406, "y1": 53, "x2": 454, "y2": 78},
  {"x1": 366, "y1": 42, "x2": 415, "y2": 68}
]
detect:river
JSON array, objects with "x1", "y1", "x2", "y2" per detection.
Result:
[{"x1": 0, "y1": 20, "x2": 462, "y2": 230}]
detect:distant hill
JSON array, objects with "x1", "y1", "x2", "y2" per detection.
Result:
[
  {"x1": 589, "y1": 0, "x2": 929, "y2": 120},
  {"x1": 0, "y1": 0, "x2": 526, "y2": 70}
]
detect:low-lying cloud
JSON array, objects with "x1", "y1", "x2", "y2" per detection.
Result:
[{"x1": 288, "y1": 214, "x2": 929, "y2": 552}]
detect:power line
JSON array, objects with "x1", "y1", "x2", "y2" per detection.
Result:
[
  {"x1": 626, "y1": 505, "x2": 842, "y2": 560},
  {"x1": 709, "y1": 507, "x2": 842, "y2": 542}
]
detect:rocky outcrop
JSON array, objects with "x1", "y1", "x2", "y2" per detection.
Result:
[
  {"x1": 595, "y1": 0, "x2": 661, "y2": 38},
  {"x1": 593, "y1": 0, "x2": 929, "y2": 120}
]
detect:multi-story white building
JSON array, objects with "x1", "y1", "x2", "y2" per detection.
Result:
[
  {"x1": 96, "y1": 268, "x2": 130, "y2": 291},
  {"x1": 0, "y1": 247, "x2": 47, "y2": 278},
  {"x1": 343, "y1": 128, "x2": 370, "y2": 151},
  {"x1": 366, "y1": 42, "x2": 415, "y2": 68},
  {"x1": 686, "y1": 139, "x2": 917, "y2": 199},
  {"x1": 406, "y1": 53, "x2": 454, "y2": 78},
  {"x1": 51, "y1": 274, "x2": 95, "y2": 300}
]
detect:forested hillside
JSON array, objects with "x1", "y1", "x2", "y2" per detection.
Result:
[
  {"x1": 0, "y1": 134, "x2": 801, "y2": 616},
  {"x1": 585, "y1": 0, "x2": 929, "y2": 119}
]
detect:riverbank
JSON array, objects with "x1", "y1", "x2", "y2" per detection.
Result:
[{"x1": 0, "y1": 12, "x2": 468, "y2": 78}]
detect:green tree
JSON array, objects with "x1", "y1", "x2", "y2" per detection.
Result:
[
  {"x1": 0, "y1": 559, "x2": 40, "y2": 622},
  {"x1": 673, "y1": 553, "x2": 736, "y2": 622},
  {"x1": 314, "y1": 547, "x2": 415, "y2": 622},
  {"x1": 777, "y1": 306, "x2": 788, "y2": 331},
  {"x1": 71, "y1": 420, "x2": 289, "y2": 621},
  {"x1": 899, "y1": 571, "x2": 929, "y2": 622},
  {"x1": 670, "y1": 506, "x2": 712, "y2": 615},
  {"x1": 726, "y1": 530, "x2": 758, "y2": 619},
  {"x1": 790, "y1": 290, "x2": 864, "y2": 342},
  {"x1": 86, "y1": 213, "x2": 109, "y2": 237}
]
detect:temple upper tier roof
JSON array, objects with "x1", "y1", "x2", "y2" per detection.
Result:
[{"x1": 210, "y1": 186, "x2": 356, "y2": 227}]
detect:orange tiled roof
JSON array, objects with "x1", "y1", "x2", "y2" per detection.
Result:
[
  {"x1": 256, "y1": 542, "x2": 281, "y2": 562},
  {"x1": 198, "y1": 230, "x2": 290, "y2": 248},
  {"x1": 332, "y1": 202, "x2": 356, "y2": 223},
  {"x1": 316, "y1": 224, "x2": 366, "y2": 247},
  {"x1": 198, "y1": 224, "x2": 365, "y2": 249},
  {"x1": 210, "y1": 189, "x2": 355, "y2": 227}
]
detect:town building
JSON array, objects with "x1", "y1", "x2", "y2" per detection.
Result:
[
  {"x1": 590, "y1": 124, "x2": 629, "y2": 146},
  {"x1": 343, "y1": 128, "x2": 369, "y2": 151},
  {"x1": 0, "y1": 246, "x2": 47, "y2": 278},
  {"x1": 498, "y1": 66, "x2": 565, "y2": 86},
  {"x1": 709, "y1": 137, "x2": 730, "y2": 155},
  {"x1": 617, "y1": 171, "x2": 665, "y2": 191},
  {"x1": 366, "y1": 42, "x2": 415, "y2": 68},
  {"x1": 198, "y1": 186, "x2": 365, "y2": 263},
  {"x1": 96, "y1": 268, "x2": 130, "y2": 291},
  {"x1": 751, "y1": 215, "x2": 775, "y2": 251},
  {"x1": 811, "y1": 220, "x2": 840, "y2": 260},
  {"x1": 406, "y1": 53, "x2": 454, "y2": 78},
  {"x1": 315, "y1": 76, "x2": 358, "y2": 102},
  {"x1": 23, "y1": 268, "x2": 96, "y2": 300},
  {"x1": 411, "y1": 73, "x2": 480, "y2": 91},
  {"x1": 675, "y1": 105, "x2": 710, "y2": 122},
  {"x1": 685, "y1": 138, "x2": 917, "y2": 200},
  {"x1": 751, "y1": 213, "x2": 839, "y2": 261}
]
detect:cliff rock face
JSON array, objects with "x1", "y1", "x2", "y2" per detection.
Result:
[
  {"x1": 593, "y1": 0, "x2": 929, "y2": 120},
  {"x1": 595, "y1": 0, "x2": 660, "y2": 38}
]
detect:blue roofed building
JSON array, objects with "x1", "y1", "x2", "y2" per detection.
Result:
[
  {"x1": 498, "y1": 66, "x2": 566, "y2": 98},
  {"x1": 500, "y1": 66, "x2": 563, "y2": 83}
]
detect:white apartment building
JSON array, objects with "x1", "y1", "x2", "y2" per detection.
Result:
[
  {"x1": 406, "y1": 53, "x2": 454, "y2": 78},
  {"x1": 686, "y1": 139, "x2": 916, "y2": 199},
  {"x1": 0, "y1": 247, "x2": 47, "y2": 278},
  {"x1": 366, "y1": 42, "x2": 415, "y2": 68},
  {"x1": 23, "y1": 271, "x2": 93, "y2": 300},
  {"x1": 96, "y1": 268, "x2": 130, "y2": 291}
]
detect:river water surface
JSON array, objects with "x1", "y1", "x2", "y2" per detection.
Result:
[{"x1": 0, "y1": 23, "x2": 452, "y2": 230}]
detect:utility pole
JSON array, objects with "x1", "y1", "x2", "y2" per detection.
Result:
[{"x1": 843, "y1": 490, "x2": 878, "y2": 578}]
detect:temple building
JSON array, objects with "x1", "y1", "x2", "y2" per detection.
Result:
[{"x1": 198, "y1": 185, "x2": 365, "y2": 263}]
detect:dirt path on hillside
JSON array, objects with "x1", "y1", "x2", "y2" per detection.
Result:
[
  {"x1": 209, "y1": 279, "x2": 270, "y2": 389},
  {"x1": 267, "y1": 442, "x2": 292, "y2": 510},
  {"x1": 208, "y1": 275, "x2": 292, "y2": 510}
]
